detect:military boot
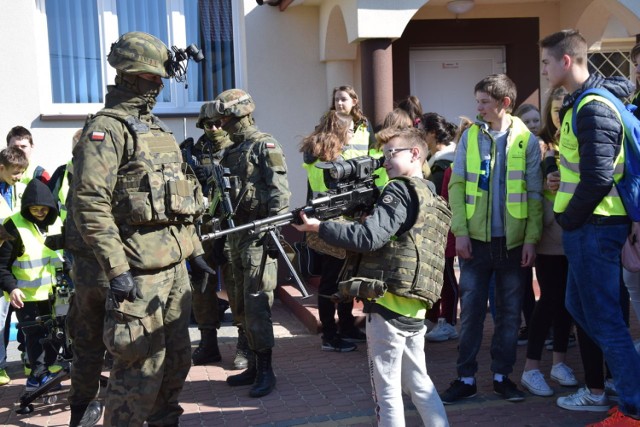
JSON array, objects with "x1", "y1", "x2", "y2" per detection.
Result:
[
  {"x1": 69, "y1": 404, "x2": 89, "y2": 427},
  {"x1": 226, "y1": 352, "x2": 256, "y2": 387},
  {"x1": 69, "y1": 400, "x2": 103, "y2": 427},
  {"x1": 192, "y1": 329, "x2": 221, "y2": 365},
  {"x1": 233, "y1": 329, "x2": 250, "y2": 370},
  {"x1": 249, "y1": 349, "x2": 276, "y2": 398},
  {"x1": 79, "y1": 400, "x2": 103, "y2": 427}
]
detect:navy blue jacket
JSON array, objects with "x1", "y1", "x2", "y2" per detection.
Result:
[{"x1": 555, "y1": 74, "x2": 633, "y2": 231}]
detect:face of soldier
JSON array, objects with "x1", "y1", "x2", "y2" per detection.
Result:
[
  {"x1": 28, "y1": 205, "x2": 50, "y2": 222},
  {"x1": 0, "y1": 165, "x2": 26, "y2": 186},
  {"x1": 138, "y1": 73, "x2": 163, "y2": 85},
  {"x1": 8, "y1": 137, "x2": 33, "y2": 160}
]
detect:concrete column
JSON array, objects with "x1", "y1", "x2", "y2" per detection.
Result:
[
  {"x1": 360, "y1": 38, "x2": 393, "y2": 129},
  {"x1": 325, "y1": 60, "x2": 355, "y2": 104}
]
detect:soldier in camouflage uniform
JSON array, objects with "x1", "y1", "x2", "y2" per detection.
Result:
[
  {"x1": 69, "y1": 32, "x2": 214, "y2": 426},
  {"x1": 179, "y1": 104, "x2": 239, "y2": 367},
  {"x1": 207, "y1": 89, "x2": 290, "y2": 398}
]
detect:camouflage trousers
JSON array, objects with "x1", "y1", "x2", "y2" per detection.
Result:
[
  {"x1": 67, "y1": 254, "x2": 109, "y2": 407},
  {"x1": 102, "y1": 262, "x2": 192, "y2": 426},
  {"x1": 228, "y1": 230, "x2": 276, "y2": 352}
]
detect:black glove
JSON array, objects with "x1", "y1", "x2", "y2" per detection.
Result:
[
  {"x1": 257, "y1": 235, "x2": 279, "y2": 259},
  {"x1": 109, "y1": 271, "x2": 143, "y2": 308},
  {"x1": 190, "y1": 255, "x2": 216, "y2": 279},
  {"x1": 44, "y1": 234, "x2": 65, "y2": 250},
  {"x1": 194, "y1": 164, "x2": 213, "y2": 186}
]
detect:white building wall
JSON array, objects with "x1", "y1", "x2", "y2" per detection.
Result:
[{"x1": 0, "y1": 0, "x2": 638, "y2": 209}]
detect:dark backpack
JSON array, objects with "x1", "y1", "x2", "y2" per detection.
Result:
[{"x1": 571, "y1": 88, "x2": 640, "y2": 221}]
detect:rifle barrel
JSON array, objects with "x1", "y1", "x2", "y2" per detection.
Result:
[{"x1": 200, "y1": 211, "x2": 295, "y2": 241}]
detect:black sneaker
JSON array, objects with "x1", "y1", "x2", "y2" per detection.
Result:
[
  {"x1": 517, "y1": 326, "x2": 529, "y2": 346},
  {"x1": 439, "y1": 379, "x2": 477, "y2": 404},
  {"x1": 321, "y1": 336, "x2": 357, "y2": 352},
  {"x1": 341, "y1": 328, "x2": 367, "y2": 343},
  {"x1": 493, "y1": 378, "x2": 525, "y2": 402}
]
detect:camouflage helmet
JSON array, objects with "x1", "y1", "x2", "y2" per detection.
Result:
[
  {"x1": 107, "y1": 32, "x2": 170, "y2": 78},
  {"x1": 196, "y1": 89, "x2": 255, "y2": 128}
]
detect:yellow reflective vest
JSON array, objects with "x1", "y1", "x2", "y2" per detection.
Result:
[
  {"x1": 56, "y1": 162, "x2": 72, "y2": 221},
  {"x1": 303, "y1": 123, "x2": 387, "y2": 195},
  {"x1": 553, "y1": 95, "x2": 626, "y2": 216},
  {"x1": 451, "y1": 116, "x2": 542, "y2": 249},
  {"x1": 465, "y1": 118, "x2": 530, "y2": 218},
  {"x1": 5, "y1": 214, "x2": 63, "y2": 302}
]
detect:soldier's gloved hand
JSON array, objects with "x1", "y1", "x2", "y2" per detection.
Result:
[
  {"x1": 44, "y1": 234, "x2": 65, "y2": 250},
  {"x1": 265, "y1": 238, "x2": 279, "y2": 259},
  {"x1": 190, "y1": 255, "x2": 216, "y2": 279},
  {"x1": 109, "y1": 271, "x2": 143, "y2": 308},
  {"x1": 194, "y1": 165, "x2": 213, "y2": 186}
]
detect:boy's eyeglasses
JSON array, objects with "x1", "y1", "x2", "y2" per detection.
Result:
[
  {"x1": 204, "y1": 120, "x2": 223, "y2": 130},
  {"x1": 383, "y1": 147, "x2": 413, "y2": 161}
]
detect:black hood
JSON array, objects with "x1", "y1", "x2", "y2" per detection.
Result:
[{"x1": 20, "y1": 179, "x2": 58, "y2": 227}]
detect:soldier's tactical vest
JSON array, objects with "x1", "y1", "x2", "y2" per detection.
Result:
[
  {"x1": 221, "y1": 128, "x2": 274, "y2": 222},
  {"x1": 6, "y1": 214, "x2": 63, "y2": 302},
  {"x1": 350, "y1": 177, "x2": 452, "y2": 304},
  {"x1": 97, "y1": 109, "x2": 205, "y2": 226}
]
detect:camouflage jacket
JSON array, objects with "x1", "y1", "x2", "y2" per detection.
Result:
[
  {"x1": 71, "y1": 86, "x2": 204, "y2": 280},
  {"x1": 221, "y1": 123, "x2": 290, "y2": 223}
]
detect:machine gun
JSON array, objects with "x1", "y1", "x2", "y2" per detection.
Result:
[
  {"x1": 209, "y1": 163, "x2": 236, "y2": 229},
  {"x1": 200, "y1": 156, "x2": 384, "y2": 299}
]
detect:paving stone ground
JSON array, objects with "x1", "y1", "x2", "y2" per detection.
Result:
[{"x1": 0, "y1": 297, "x2": 637, "y2": 426}]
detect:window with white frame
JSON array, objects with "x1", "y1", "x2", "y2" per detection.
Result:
[{"x1": 37, "y1": 0, "x2": 237, "y2": 115}]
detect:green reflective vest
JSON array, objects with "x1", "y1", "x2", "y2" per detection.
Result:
[
  {"x1": 57, "y1": 161, "x2": 71, "y2": 221},
  {"x1": 464, "y1": 117, "x2": 530, "y2": 222},
  {"x1": 6, "y1": 214, "x2": 63, "y2": 302},
  {"x1": 553, "y1": 95, "x2": 626, "y2": 216},
  {"x1": 303, "y1": 123, "x2": 387, "y2": 195}
]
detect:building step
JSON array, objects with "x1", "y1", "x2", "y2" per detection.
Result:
[{"x1": 276, "y1": 275, "x2": 366, "y2": 335}]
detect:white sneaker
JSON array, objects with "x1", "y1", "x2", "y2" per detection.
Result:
[
  {"x1": 550, "y1": 362, "x2": 578, "y2": 386},
  {"x1": 521, "y1": 369, "x2": 554, "y2": 396},
  {"x1": 556, "y1": 387, "x2": 611, "y2": 412},
  {"x1": 425, "y1": 318, "x2": 458, "y2": 342},
  {"x1": 604, "y1": 378, "x2": 618, "y2": 402}
]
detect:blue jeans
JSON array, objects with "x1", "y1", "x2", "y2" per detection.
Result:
[
  {"x1": 456, "y1": 238, "x2": 524, "y2": 377},
  {"x1": 563, "y1": 222, "x2": 640, "y2": 418}
]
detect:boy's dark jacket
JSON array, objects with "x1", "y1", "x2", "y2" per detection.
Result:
[
  {"x1": 0, "y1": 179, "x2": 59, "y2": 295},
  {"x1": 556, "y1": 74, "x2": 633, "y2": 231}
]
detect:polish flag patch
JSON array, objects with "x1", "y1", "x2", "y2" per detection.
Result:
[
  {"x1": 265, "y1": 142, "x2": 275, "y2": 149},
  {"x1": 89, "y1": 131, "x2": 105, "y2": 141}
]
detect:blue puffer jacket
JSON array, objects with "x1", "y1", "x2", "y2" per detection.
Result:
[{"x1": 555, "y1": 74, "x2": 633, "y2": 231}]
